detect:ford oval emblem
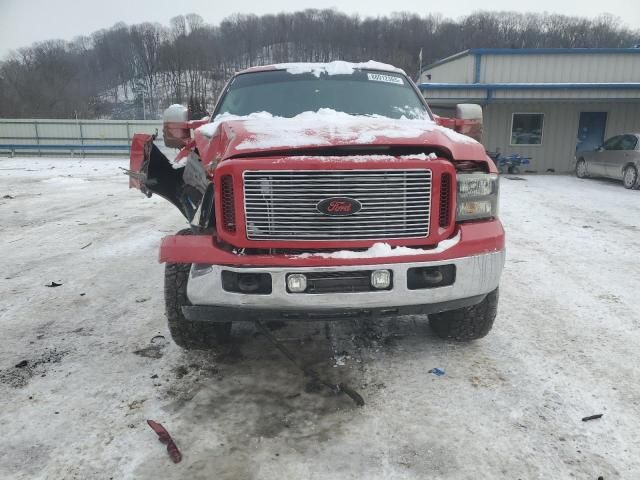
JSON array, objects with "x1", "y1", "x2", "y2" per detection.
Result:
[{"x1": 316, "y1": 197, "x2": 362, "y2": 216}]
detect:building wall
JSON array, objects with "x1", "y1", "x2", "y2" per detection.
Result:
[
  {"x1": 481, "y1": 53, "x2": 640, "y2": 84},
  {"x1": 420, "y1": 54, "x2": 475, "y2": 84},
  {"x1": 482, "y1": 102, "x2": 640, "y2": 173},
  {"x1": 420, "y1": 51, "x2": 640, "y2": 85}
]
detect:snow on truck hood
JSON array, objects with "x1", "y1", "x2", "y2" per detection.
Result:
[{"x1": 193, "y1": 109, "x2": 484, "y2": 165}]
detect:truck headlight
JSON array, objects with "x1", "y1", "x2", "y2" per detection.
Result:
[{"x1": 456, "y1": 173, "x2": 499, "y2": 221}]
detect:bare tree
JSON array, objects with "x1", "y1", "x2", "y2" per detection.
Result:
[{"x1": 1, "y1": 9, "x2": 638, "y2": 119}]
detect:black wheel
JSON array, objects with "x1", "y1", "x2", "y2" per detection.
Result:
[
  {"x1": 622, "y1": 165, "x2": 638, "y2": 189},
  {"x1": 575, "y1": 159, "x2": 588, "y2": 179},
  {"x1": 164, "y1": 229, "x2": 231, "y2": 349},
  {"x1": 509, "y1": 166, "x2": 520, "y2": 174},
  {"x1": 429, "y1": 288, "x2": 499, "y2": 341}
]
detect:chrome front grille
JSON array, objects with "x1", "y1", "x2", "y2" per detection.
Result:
[{"x1": 243, "y1": 169, "x2": 432, "y2": 240}]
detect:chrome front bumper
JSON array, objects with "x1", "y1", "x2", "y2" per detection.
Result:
[{"x1": 186, "y1": 250, "x2": 505, "y2": 311}]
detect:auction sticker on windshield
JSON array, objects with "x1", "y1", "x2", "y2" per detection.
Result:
[{"x1": 367, "y1": 73, "x2": 404, "y2": 84}]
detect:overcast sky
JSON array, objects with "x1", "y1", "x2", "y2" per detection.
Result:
[{"x1": 1, "y1": 0, "x2": 639, "y2": 59}]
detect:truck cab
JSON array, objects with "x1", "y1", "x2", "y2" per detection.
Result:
[{"x1": 128, "y1": 61, "x2": 505, "y2": 349}]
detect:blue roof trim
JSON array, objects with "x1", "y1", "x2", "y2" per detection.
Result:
[
  {"x1": 469, "y1": 48, "x2": 640, "y2": 55},
  {"x1": 418, "y1": 82, "x2": 640, "y2": 90},
  {"x1": 422, "y1": 48, "x2": 640, "y2": 72}
]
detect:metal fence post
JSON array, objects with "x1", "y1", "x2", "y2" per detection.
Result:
[
  {"x1": 34, "y1": 121, "x2": 41, "y2": 156},
  {"x1": 79, "y1": 120, "x2": 84, "y2": 157}
]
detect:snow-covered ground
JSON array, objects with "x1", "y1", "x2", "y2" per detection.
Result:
[{"x1": 1, "y1": 157, "x2": 639, "y2": 479}]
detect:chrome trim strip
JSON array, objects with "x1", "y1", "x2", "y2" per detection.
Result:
[{"x1": 187, "y1": 250, "x2": 505, "y2": 310}]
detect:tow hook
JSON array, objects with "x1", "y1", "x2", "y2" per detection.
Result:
[{"x1": 254, "y1": 321, "x2": 365, "y2": 407}]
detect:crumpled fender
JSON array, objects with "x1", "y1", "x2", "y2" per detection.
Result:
[{"x1": 126, "y1": 133, "x2": 210, "y2": 223}]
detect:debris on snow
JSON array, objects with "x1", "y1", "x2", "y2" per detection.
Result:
[
  {"x1": 256, "y1": 321, "x2": 365, "y2": 407},
  {"x1": 504, "y1": 176, "x2": 526, "y2": 181},
  {"x1": 80, "y1": 242, "x2": 92, "y2": 250},
  {"x1": 582, "y1": 414, "x2": 604, "y2": 422},
  {"x1": 428, "y1": 368, "x2": 446, "y2": 377},
  {"x1": 0, "y1": 348, "x2": 68, "y2": 389},
  {"x1": 134, "y1": 342, "x2": 165, "y2": 360},
  {"x1": 147, "y1": 420, "x2": 182, "y2": 464},
  {"x1": 333, "y1": 354, "x2": 350, "y2": 367},
  {"x1": 133, "y1": 336, "x2": 168, "y2": 359},
  {"x1": 128, "y1": 399, "x2": 146, "y2": 410},
  {"x1": 45, "y1": 281, "x2": 63, "y2": 288},
  {"x1": 339, "y1": 383, "x2": 365, "y2": 407},
  {"x1": 3, "y1": 194, "x2": 15, "y2": 199}
]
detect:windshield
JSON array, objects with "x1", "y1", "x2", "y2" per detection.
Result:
[{"x1": 215, "y1": 69, "x2": 429, "y2": 120}]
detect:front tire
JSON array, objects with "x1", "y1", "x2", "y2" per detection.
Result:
[
  {"x1": 164, "y1": 230, "x2": 231, "y2": 349},
  {"x1": 623, "y1": 165, "x2": 638, "y2": 189},
  {"x1": 429, "y1": 288, "x2": 499, "y2": 341},
  {"x1": 576, "y1": 159, "x2": 588, "y2": 179}
]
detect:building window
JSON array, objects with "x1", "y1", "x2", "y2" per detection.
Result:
[{"x1": 511, "y1": 113, "x2": 544, "y2": 145}]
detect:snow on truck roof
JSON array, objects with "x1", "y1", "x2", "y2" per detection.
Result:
[{"x1": 238, "y1": 60, "x2": 406, "y2": 77}]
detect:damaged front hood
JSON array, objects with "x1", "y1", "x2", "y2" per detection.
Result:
[{"x1": 193, "y1": 110, "x2": 486, "y2": 165}]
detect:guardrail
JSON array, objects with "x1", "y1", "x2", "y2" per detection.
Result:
[
  {"x1": 0, "y1": 118, "x2": 162, "y2": 157},
  {"x1": 0, "y1": 143, "x2": 131, "y2": 157}
]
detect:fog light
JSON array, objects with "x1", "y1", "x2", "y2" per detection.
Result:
[
  {"x1": 371, "y1": 270, "x2": 391, "y2": 289},
  {"x1": 287, "y1": 274, "x2": 307, "y2": 293}
]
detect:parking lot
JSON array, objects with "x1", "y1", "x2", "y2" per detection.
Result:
[{"x1": 1, "y1": 157, "x2": 639, "y2": 479}]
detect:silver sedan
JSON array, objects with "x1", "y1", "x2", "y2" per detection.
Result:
[{"x1": 576, "y1": 133, "x2": 640, "y2": 189}]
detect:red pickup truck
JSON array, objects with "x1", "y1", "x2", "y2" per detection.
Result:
[{"x1": 128, "y1": 61, "x2": 505, "y2": 349}]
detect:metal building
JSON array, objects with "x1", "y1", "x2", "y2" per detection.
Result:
[{"x1": 418, "y1": 48, "x2": 640, "y2": 172}]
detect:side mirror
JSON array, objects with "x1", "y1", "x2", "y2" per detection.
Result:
[
  {"x1": 162, "y1": 104, "x2": 190, "y2": 148},
  {"x1": 454, "y1": 104, "x2": 483, "y2": 141}
]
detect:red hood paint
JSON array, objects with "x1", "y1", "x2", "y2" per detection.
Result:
[{"x1": 193, "y1": 115, "x2": 489, "y2": 167}]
